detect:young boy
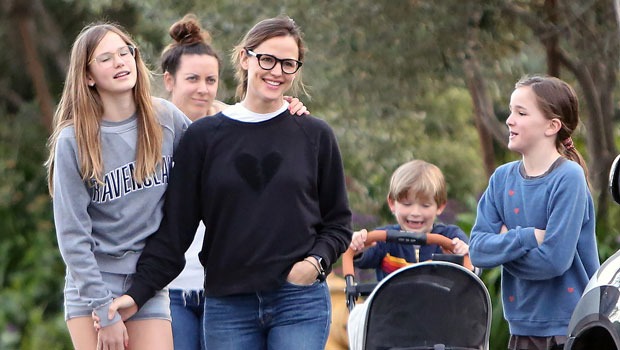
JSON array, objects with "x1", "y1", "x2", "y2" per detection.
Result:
[{"x1": 350, "y1": 159, "x2": 469, "y2": 281}]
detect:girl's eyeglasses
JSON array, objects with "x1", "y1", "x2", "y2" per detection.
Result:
[{"x1": 89, "y1": 45, "x2": 136, "y2": 68}]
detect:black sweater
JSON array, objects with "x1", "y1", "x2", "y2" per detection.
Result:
[{"x1": 127, "y1": 110, "x2": 352, "y2": 307}]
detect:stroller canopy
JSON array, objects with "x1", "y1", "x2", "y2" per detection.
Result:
[{"x1": 362, "y1": 262, "x2": 491, "y2": 350}]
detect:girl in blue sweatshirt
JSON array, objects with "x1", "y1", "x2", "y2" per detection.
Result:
[{"x1": 469, "y1": 76, "x2": 599, "y2": 350}]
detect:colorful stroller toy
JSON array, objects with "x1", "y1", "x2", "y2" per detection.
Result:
[{"x1": 342, "y1": 230, "x2": 492, "y2": 350}]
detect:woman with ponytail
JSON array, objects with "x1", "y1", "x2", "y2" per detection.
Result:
[{"x1": 468, "y1": 76, "x2": 600, "y2": 350}]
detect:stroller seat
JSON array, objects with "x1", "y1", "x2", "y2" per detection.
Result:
[{"x1": 349, "y1": 261, "x2": 491, "y2": 350}]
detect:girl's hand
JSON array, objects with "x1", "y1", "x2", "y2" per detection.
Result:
[
  {"x1": 92, "y1": 295, "x2": 138, "y2": 331},
  {"x1": 286, "y1": 258, "x2": 318, "y2": 285},
  {"x1": 96, "y1": 319, "x2": 128, "y2": 350},
  {"x1": 499, "y1": 225, "x2": 508, "y2": 234},
  {"x1": 451, "y1": 237, "x2": 469, "y2": 255},
  {"x1": 534, "y1": 229, "x2": 546, "y2": 245},
  {"x1": 284, "y1": 96, "x2": 309, "y2": 116}
]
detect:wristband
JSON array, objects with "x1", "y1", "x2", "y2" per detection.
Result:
[
  {"x1": 305, "y1": 256, "x2": 326, "y2": 282},
  {"x1": 303, "y1": 258, "x2": 322, "y2": 277}
]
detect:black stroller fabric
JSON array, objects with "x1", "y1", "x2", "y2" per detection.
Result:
[{"x1": 363, "y1": 263, "x2": 489, "y2": 350}]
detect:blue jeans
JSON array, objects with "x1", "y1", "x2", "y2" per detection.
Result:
[
  {"x1": 204, "y1": 280, "x2": 331, "y2": 350},
  {"x1": 170, "y1": 289, "x2": 206, "y2": 350}
]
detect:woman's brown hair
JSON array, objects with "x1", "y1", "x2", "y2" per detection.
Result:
[
  {"x1": 161, "y1": 14, "x2": 221, "y2": 76},
  {"x1": 231, "y1": 15, "x2": 307, "y2": 100}
]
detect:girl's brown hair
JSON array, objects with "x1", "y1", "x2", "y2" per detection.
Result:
[
  {"x1": 515, "y1": 76, "x2": 590, "y2": 187},
  {"x1": 46, "y1": 23, "x2": 162, "y2": 195},
  {"x1": 161, "y1": 14, "x2": 221, "y2": 76},
  {"x1": 231, "y1": 15, "x2": 307, "y2": 100}
]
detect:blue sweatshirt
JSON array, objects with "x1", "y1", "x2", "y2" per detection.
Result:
[
  {"x1": 354, "y1": 223, "x2": 469, "y2": 281},
  {"x1": 469, "y1": 159, "x2": 599, "y2": 337}
]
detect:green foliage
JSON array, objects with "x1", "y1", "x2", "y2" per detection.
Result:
[
  {"x1": 2, "y1": 1, "x2": 620, "y2": 349},
  {"x1": 0, "y1": 103, "x2": 70, "y2": 349}
]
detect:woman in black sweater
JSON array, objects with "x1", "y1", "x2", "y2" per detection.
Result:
[{"x1": 108, "y1": 15, "x2": 352, "y2": 349}]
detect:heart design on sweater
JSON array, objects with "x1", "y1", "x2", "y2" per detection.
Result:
[
  {"x1": 509, "y1": 296, "x2": 515, "y2": 302},
  {"x1": 234, "y1": 152, "x2": 282, "y2": 193},
  {"x1": 568, "y1": 287, "x2": 574, "y2": 293},
  {"x1": 509, "y1": 190, "x2": 514, "y2": 196},
  {"x1": 514, "y1": 208, "x2": 520, "y2": 214}
]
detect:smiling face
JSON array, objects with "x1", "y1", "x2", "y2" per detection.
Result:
[
  {"x1": 507, "y1": 86, "x2": 558, "y2": 156},
  {"x1": 86, "y1": 31, "x2": 137, "y2": 97},
  {"x1": 240, "y1": 35, "x2": 299, "y2": 113},
  {"x1": 388, "y1": 192, "x2": 445, "y2": 234},
  {"x1": 165, "y1": 54, "x2": 219, "y2": 121}
]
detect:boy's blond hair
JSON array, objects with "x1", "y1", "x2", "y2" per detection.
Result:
[{"x1": 388, "y1": 160, "x2": 447, "y2": 207}]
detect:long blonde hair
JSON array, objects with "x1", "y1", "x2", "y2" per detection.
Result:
[{"x1": 46, "y1": 23, "x2": 162, "y2": 195}]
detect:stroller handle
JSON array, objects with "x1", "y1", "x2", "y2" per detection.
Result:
[{"x1": 342, "y1": 229, "x2": 474, "y2": 278}]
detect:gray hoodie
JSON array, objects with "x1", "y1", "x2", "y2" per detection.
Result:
[{"x1": 52, "y1": 98, "x2": 190, "y2": 327}]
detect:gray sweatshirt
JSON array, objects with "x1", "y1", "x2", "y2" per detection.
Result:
[{"x1": 52, "y1": 98, "x2": 190, "y2": 327}]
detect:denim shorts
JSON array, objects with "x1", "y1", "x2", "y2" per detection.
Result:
[{"x1": 64, "y1": 271, "x2": 171, "y2": 322}]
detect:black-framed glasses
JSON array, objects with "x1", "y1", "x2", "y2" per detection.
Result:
[
  {"x1": 89, "y1": 45, "x2": 136, "y2": 67},
  {"x1": 245, "y1": 49, "x2": 302, "y2": 74}
]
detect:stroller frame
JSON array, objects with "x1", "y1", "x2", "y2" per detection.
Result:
[{"x1": 342, "y1": 230, "x2": 491, "y2": 350}]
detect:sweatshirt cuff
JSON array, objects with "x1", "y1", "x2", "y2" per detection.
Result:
[
  {"x1": 94, "y1": 301, "x2": 122, "y2": 328},
  {"x1": 517, "y1": 226, "x2": 538, "y2": 251},
  {"x1": 308, "y1": 247, "x2": 332, "y2": 270}
]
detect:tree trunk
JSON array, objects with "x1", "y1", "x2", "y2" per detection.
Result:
[
  {"x1": 463, "y1": 52, "x2": 497, "y2": 179},
  {"x1": 544, "y1": 0, "x2": 560, "y2": 77},
  {"x1": 462, "y1": 12, "x2": 509, "y2": 179},
  {"x1": 8, "y1": 1, "x2": 54, "y2": 132}
]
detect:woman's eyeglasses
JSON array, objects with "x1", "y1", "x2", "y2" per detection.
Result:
[
  {"x1": 89, "y1": 45, "x2": 136, "y2": 68},
  {"x1": 245, "y1": 49, "x2": 302, "y2": 74}
]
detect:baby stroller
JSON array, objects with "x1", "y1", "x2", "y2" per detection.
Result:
[
  {"x1": 342, "y1": 230, "x2": 492, "y2": 350},
  {"x1": 564, "y1": 154, "x2": 620, "y2": 350}
]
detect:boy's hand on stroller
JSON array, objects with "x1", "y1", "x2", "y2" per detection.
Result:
[
  {"x1": 350, "y1": 229, "x2": 375, "y2": 252},
  {"x1": 451, "y1": 238, "x2": 469, "y2": 255},
  {"x1": 287, "y1": 259, "x2": 319, "y2": 285},
  {"x1": 534, "y1": 228, "x2": 546, "y2": 245}
]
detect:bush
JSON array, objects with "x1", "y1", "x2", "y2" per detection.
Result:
[{"x1": 0, "y1": 102, "x2": 71, "y2": 349}]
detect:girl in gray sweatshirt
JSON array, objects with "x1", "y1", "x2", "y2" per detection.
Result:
[{"x1": 46, "y1": 23, "x2": 189, "y2": 350}]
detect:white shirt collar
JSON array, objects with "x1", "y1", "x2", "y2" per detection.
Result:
[{"x1": 222, "y1": 101, "x2": 289, "y2": 123}]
